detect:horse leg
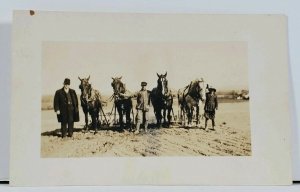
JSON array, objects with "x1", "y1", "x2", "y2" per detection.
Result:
[
  {"x1": 84, "y1": 111, "x2": 89, "y2": 132},
  {"x1": 180, "y1": 107, "x2": 185, "y2": 126},
  {"x1": 91, "y1": 114, "x2": 97, "y2": 134},
  {"x1": 163, "y1": 108, "x2": 166, "y2": 126},
  {"x1": 190, "y1": 108, "x2": 194, "y2": 127},
  {"x1": 158, "y1": 108, "x2": 162, "y2": 128},
  {"x1": 190, "y1": 108, "x2": 193, "y2": 127},
  {"x1": 154, "y1": 108, "x2": 159, "y2": 127},
  {"x1": 196, "y1": 105, "x2": 200, "y2": 127},
  {"x1": 154, "y1": 108, "x2": 160, "y2": 128},
  {"x1": 126, "y1": 109, "x2": 131, "y2": 131},
  {"x1": 182, "y1": 107, "x2": 186, "y2": 126},
  {"x1": 185, "y1": 106, "x2": 191, "y2": 127},
  {"x1": 96, "y1": 110, "x2": 100, "y2": 129},
  {"x1": 167, "y1": 108, "x2": 172, "y2": 127},
  {"x1": 179, "y1": 107, "x2": 182, "y2": 124},
  {"x1": 118, "y1": 109, "x2": 124, "y2": 131}
]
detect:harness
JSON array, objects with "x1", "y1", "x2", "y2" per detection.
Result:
[
  {"x1": 182, "y1": 81, "x2": 203, "y2": 104},
  {"x1": 80, "y1": 83, "x2": 101, "y2": 109},
  {"x1": 110, "y1": 79, "x2": 134, "y2": 125},
  {"x1": 113, "y1": 81, "x2": 131, "y2": 101}
]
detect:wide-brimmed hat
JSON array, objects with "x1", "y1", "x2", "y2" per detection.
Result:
[
  {"x1": 63, "y1": 78, "x2": 70, "y2": 85},
  {"x1": 141, "y1": 81, "x2": 147, "y2": 86},
  {"x1": 209, "y1": 88, "x2": 216, "y2": 92}
]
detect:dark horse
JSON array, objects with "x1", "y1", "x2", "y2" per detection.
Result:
[
  {"x1": 150, "y1": 72, "x2": 173, "y2": 128},
  {"x1": 78, "y1": 76, "x2": 102, "y2": 133},
  {"x1": 178, "y1": 78, "x2": 205, "y2": 127},
  {"x1": 111, "y1": 77, "x2": 133, "y2": 131}
]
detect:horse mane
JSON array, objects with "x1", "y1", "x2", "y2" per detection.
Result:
[
  {"x1": 113, "y1": 78, "x2": 126, "y2": 94},
  {"x1": 120, "y1": 83, "x2": 126, "y2": 93},
  {"x1": 189, "y1": 80, "x2": 199, "y2": 92},
  {"x1": 185, "y1": 80, "x2": 202, "y2": 100},
  {"x1": 88, "y1": 85, "x2": 102, "y2": 102},
  {"x1": 79, "y1": 79, "x2": 101, "y2": 102}
]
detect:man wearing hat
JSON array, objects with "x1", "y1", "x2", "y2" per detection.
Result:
[
  {"x1": 204, "y1": 85, "x2": 218, "y2": 132},
  {"x1": 53, "y1": 78, "x2": 79, "y2": 138},
  {"x1": 134, "y1": 81, "x2": 151, "y2": 134}
]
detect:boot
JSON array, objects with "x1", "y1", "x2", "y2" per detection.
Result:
[
  {"x1": 205, "y1": 119, "x2": 209, "y2": 132},
  {"x1": 135, "y1": 123, "x2": 140, "y2": 134},
  {"x1": 211, "y1": 119, "x2": 215, "y2": 131},
  {"x1": 144, "y1": 122, "x2": 148, "y2": 133}
]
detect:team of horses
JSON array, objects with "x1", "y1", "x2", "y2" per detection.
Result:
[{"x1": 78, "y1": 73, "x2": 206, "y2": 133}]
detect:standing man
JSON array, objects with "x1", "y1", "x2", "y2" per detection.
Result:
[
  {"x1": 119, "y1": 81, "x2": 151, "y2": 134},
  {"x1": 134, "y1": 82, "x2": 151, "y2": 134},
  {"x1": 204, "y1": 85, "x2": 218, "y2": 132},
  {"x1": 54, "y1": 78, "x2": 79, "y2": 138}
]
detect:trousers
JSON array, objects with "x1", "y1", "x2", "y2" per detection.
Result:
[{"x1": 61, "y1": 104, "x2": 74, "y2": 137}]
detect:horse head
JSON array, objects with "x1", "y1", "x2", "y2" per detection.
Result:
[
  {"x1": 111, "y1": 76, "x2": 125, "y2": 95},
  {"x1": 78, "y1": 75, "x2": 91, "y2": 100},
  {"x1": 156, "y1": 72, "x2": 168, "y2": 96},
  {"x1": 189, "y1": 78, "x2": 205, "y2": 102}
]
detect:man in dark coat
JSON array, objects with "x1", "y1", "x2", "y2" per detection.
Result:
[
  {"x1": 204, "y1": 86, "x2": 218, "y2": 132},
  {"x1": 54, "y1": 78, "x2": 79, "y2": 138}
]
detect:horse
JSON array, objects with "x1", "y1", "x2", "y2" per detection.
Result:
[
  {"x1": 78, "y1": 76, "x2": 102, "y2": 133},
  {"x1": 111, "y1": 76, "x2": 133, "y2": 131},
  {"x1": 178, "y1": 78, "x2": 205, "y2": 127},
  {"x1": 150, "y1": 72, "x2": 173, "y2": 128}
]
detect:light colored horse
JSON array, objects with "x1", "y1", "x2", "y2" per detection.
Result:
[{"x1": 178, "y1": 78, "x2": 206, "y2": 127}]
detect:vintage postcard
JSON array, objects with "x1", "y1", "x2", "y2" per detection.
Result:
[
  {"x1": 11, "y1": 11, "x2": 292, "y2": 185},
  {"x1": 41, "y1": 41, "x2": 250, "y2": 157}
]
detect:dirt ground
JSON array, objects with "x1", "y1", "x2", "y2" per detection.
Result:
[{"x1": 41, "y1": 102, "x2": 251, "y2": 157}]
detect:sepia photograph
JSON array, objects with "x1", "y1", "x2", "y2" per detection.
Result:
[
  {"x1": 11, "y1": 11, "x2": 292, "y2": 186},
  {"x1": 41, "y1": 42, "x2": 251, "y2": 157}
]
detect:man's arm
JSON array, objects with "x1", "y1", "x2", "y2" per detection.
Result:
[
  {"x1": 147, "y1": 90, "x2": 151, "y2": 106},
  {"x1": 120, "y1": 90, "x2": 138, "y2": 98},
  {"x1": 53, "y1": 90, "x2": 60, "y2": 114},
  {"x1": 215, "y1": 95, "x2": 218, "y2": 110}
]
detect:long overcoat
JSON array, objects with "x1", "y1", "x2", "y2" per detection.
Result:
[
  {"x1": 53, "y1": 88, "x2": 79, "y2": 123},
  {"x1": 204, "y1": 93, "x2": 218, "y2": 112}
]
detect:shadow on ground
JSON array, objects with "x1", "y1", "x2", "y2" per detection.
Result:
[{"x1": 40, "y1": 123, "x2": 182, "y2": 137}]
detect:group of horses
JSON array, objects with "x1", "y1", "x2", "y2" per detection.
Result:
[{"x1": 78, "y1": 72, "x2": 206, "y2": 133}]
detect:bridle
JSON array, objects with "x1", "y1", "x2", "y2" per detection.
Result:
[
  {"x1": 79, "y1": 80, "x2": 93, "y2": 103},
  {"x1": 111, "y1": 79, "x2": 126, "y2": 100}
]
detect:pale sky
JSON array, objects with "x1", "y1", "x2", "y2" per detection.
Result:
[{"x1": 42, "y1": 42, "x2": 248, "y2": 95}]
